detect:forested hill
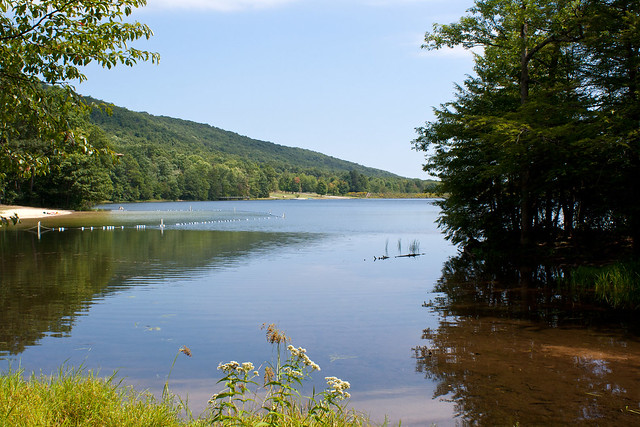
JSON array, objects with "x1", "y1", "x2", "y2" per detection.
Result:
[
  {"x1": 2, "y1": 93, "x2": 433, "y2": 210},
  {"x1": 1, "y1": 91, "x2": 435, "y2": 209},
  {"x1": 88, "y1": 99, "x2": 397, "y2": 178},
  {"x1": 0, "y1": 96, "x2": 433, "y2": 209}
]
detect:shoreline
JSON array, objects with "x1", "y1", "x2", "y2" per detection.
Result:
[
  {"x1": 0, "y1": 205, "x2": 74, "y2": 220},
  {"x1": 1, "y1": 195, "x2": 428, "y2": 220}
]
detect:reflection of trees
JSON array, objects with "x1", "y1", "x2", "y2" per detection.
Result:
[
  {"x1": 415, "y1": 253, "x2": 640, "y2": 425},
  {"x1": 0, "y1": 229, "x2": 310, "y2": 356}
]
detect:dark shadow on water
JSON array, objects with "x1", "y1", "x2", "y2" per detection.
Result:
[{"x1": 415, "y1": 252, "x2": 640, "y2": 425}]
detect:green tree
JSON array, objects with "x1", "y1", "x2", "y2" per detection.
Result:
[
  {"x1": 580, "y1": 0, "x2": 640, "y2": 251},
  {"x1": 182, "y1": 155, "x2": 211, "y2": 200},
  {"x1": 414, "y1": 0, "x2": 613, "y2": 247},
  {"x1": 420, "y1": 0, "x2": 586, "y2": 246},
  {"x1": 346, "y1": 170, "x2": 367, "y2": 193},
  {"x1": 0, "y1": 0, "x2": 158, "y2": 188},
  {"x1": 300, "y1": 174, "x2": 317, "y2": 193},
  {"x1": 110, "y1": 154, "x2": 145, "y2": 201},
  {"x1": 316, "y1": 179, "x2": 328, "y2": 196}
]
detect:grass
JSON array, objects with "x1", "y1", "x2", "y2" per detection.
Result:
[
  {"x1": 0, "y1": 366, "x2": 192, "y2": 427},
  {"x1": 408, "y1": 239, "x2": 420, "y2": 255},
  {"x1": 568, "y1": 261, "x2": 640, "y2": 309},
  {"x1": 1, "y1": 325, "x2": 381, "y2": 426}
]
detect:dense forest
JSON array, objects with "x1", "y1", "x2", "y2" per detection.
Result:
[
  {"x1": 0, "y1": 96, "x2": 435, "y2": 209},
  {"x1": 414, "y1": 0, "x2": 639, "y2": 254}
]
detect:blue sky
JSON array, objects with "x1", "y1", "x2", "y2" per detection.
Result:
[{"x1": 77, "y1": 0, "x2": 476, "y2": 178}]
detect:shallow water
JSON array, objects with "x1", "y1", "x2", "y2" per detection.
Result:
[{"x1": 1, "y1": 199, "x2": 639, "y2": 425}]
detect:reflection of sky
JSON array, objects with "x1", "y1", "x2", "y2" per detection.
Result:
[
  {"x1": 3, "y1": 199, "x2": 458, "y2": 426},
  {"x1": 95, "y1": 199, "x2": 447, "y2": 235},
  {"x1": 576, "y1": 357, "x2": 612, "y2": 377}
]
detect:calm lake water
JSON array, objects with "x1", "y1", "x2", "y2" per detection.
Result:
[{"x1": 1, "y1": 199, "x2": 639, "y2": 425}]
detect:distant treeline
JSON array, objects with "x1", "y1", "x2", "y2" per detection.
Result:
[
  {"x1": 1, "y1": 98, "x2": 436, "y2": 209},
  {"x1": 100, "y1": 140, "x2": 433, "y2": 203}
]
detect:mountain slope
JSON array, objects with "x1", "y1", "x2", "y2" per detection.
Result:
[{"x1": 88, "y1": 99, "x2": 400, "y2": 178}]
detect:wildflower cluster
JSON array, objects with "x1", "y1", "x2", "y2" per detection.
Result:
[
  {"x1": 325, "y1": 376, "x2": 351, "y2": 400},
  {"x1": 288, "y1": 345, "x2": 321, "y2": 371},
  {"x1": 162, "y1": 328, "x2": 364, "y2": 425},
  {"x1": 217, "y1": 361, "x2": 256, "y2": 375},
  {"x1": 208, "y1": 360, "x2": 260, "y2": 422},
  {"x1": 204, "y1": 324, "x2": 357, "y2": 425},
  {"x1": 282, "y1": 367, "x2": 304, "y2": 379}
]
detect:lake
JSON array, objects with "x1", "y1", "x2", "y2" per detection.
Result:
[{"x1": 1, "y1": 199, "x2": 639, "y2": 425}]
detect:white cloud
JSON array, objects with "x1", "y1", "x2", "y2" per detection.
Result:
[{"x1": 146, "y1": 0, "x2": 299, "y2": 12}]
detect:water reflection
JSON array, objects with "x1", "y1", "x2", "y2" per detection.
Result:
[
  {"x1": 0, "y1": 229, "x2": 313, "y2": 357},
  {"x1": 416, "y1": 253, "x2": 640, "y2": 425}
]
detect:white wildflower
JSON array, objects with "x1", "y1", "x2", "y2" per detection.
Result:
[
  {"x1": 217, "y1": 361, "x2": 240, "y2": 372},
  {"x1": 283, "y1": 367, "x2": 304, "y2": 379},
  {"x1": 237, "y1": 362, "x2": 255, "y2": 374},
  {"x1": 325, "y1": 376, "x2": 351, "y2": 401},
  {"x1": 289, "y1": 345, "x2": 320, "y2": 370}
]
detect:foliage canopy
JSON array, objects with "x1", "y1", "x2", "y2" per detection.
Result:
[
  {"x1": 0, "y1": 0, "x2": 158, "y2": 183},
  {"x1": 414, "y1": 0, "x2": 640, "y2": 252}
]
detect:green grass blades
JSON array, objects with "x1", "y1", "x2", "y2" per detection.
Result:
[{"x1": 0, "y1": 366, "x2": 189, "y2": 427}]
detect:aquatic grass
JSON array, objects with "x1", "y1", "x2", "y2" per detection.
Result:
[
  {"x1": 0, "y1": 365, "x2": 192, "y2": 427},
  {"x1": 568, "y1": 261, "x2": 640, "y2": 309},
  {"x1": 408, "y1": 239, "x2": 420, "y2": 255},
  {"x1": 376, "y1": 238, "x2": 424, "y2": 260},
  {"x1": 164, "y1": 345, "x2": 192, "y2": 400}
]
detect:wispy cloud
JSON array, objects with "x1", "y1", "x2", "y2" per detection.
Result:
[{"x1": 147, "y1": 0, "x2": 299, "y2": 12}]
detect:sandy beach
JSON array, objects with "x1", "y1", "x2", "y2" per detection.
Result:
[{"x1": 0, "y1": 205, "x2": 73, "y2": 220}]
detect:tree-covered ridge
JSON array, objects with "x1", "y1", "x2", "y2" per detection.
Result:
[
  {"x1": 1, "y1": 94, "x2": 434, "y2": 208},
  {"x1": 88, "y1": 100, "x2": 397, "y2": 178},
  {"x1": 87, "y1": 98, "x2": 432, "y2": 204}
]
